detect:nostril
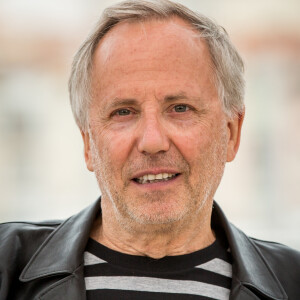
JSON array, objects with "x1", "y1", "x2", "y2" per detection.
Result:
[{"x1": 141, "y1": 149, "x2": 168, "y2": 156}]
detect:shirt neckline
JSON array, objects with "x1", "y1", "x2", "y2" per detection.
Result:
[{"x1": 85, "y1": 231, "x2": 229, "y2": 273}]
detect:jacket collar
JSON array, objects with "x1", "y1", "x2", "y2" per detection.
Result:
[
  {"x1": 20, "y1": 198, "x2": 100, "y2": 282},
  {"x1": 20, "y1": 198, "x2": 287, "y2": 300},
  {"x1": 212, "y1": 202, "x2": 287, "y2": 300}
]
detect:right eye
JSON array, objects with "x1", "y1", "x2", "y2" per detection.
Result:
[
  {"x1": 173, "y1": 104, "x2": 190, "y2": 113},
  {"x1": 115, "y1": 108, "x2": 131, "y2": 116}
]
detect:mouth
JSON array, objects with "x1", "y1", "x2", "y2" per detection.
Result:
[{"x1": 133, "y1": 173, "x2": 180, "y2": 184}]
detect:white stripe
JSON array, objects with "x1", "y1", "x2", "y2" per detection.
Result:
[
  {"x1": 84, "y1": 251, "x2": 107, "y2": 266},
  {"x1": 196, "y1": 258, "x2": 232, "y2": 278},
  {"x1": 85, "y1": 276, "x2": 230, "y2": 300}
]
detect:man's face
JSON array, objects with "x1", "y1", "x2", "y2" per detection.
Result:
[{"x1": 83, "y1": 18, "x2": 242, "y2": 230}]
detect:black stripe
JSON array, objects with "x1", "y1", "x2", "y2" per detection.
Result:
[
  {"x1": 84, "y1": 263, "x2": 231, "y2": 289},
  {"x1": 86, "y1": 289, "x2": 219, "y2": 300},
  {"x1": 214, "y1": 251, "x2": 232, "y2": 264},
  {"x1": 85, "y1": 237, "x2": 231, "y2": 273}
]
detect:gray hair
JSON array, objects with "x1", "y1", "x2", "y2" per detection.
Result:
[{"x1": 69, "y1": 0, "x2": 245, "y2": 132}]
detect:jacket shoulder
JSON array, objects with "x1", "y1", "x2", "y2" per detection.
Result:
[
  {"x1": 0, "y1": 220, "x2": 61, "y2": 257},
  {"x1": 0, "y1": 221, "x2": 62, "y2": 278},
  {"x1": 251, "y1": 237, "x2": 300, "y2": 265},
  {"x1": 250, "y1": 237, "x2": 300, "y2": 294},
  {"x1": 0, "y1": 220, "x2": 61, "y2": 241}
]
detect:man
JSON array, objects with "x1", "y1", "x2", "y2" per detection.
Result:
[{"x1": 0, "y1": 0, "x2": 299, "y2": 299}]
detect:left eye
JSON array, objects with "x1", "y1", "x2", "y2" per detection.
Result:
[{"x1": 173, "y1": 105, "x2": 189, "y2": 113}]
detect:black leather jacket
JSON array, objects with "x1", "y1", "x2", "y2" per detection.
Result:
[{"x1": 0, "y1": 198, "x2": 299, "y2": 300}]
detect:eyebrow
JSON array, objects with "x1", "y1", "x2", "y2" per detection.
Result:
[
  {"x1": 106, "y1": 92, "x2": 201, "y2": 110},
  {"x1": 164, "y1": 92, "x2": 203, "y2": 105},
  {"x1": 164, "y1": 92, "x2": 189, "y2": 102},
  {"x1": 106, "y1": 98, "x2": 138, "y2": 111}
]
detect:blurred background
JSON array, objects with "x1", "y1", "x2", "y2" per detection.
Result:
[{"x1": 0, "y1": 0, "x2": 299, "y2": 249}]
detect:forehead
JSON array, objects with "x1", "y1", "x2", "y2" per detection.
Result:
[
  {"x1": 91, "y1": 17, "x2": 216, "y2": 101},
  {"x1": 95, "y1": 17, "x2": 203, "y2": 59}
]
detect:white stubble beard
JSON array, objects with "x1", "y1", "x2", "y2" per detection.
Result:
[{"x1": 88, "y1": 122, "x2": 228, "y2": 234}]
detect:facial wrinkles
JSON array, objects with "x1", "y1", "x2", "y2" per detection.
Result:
[
  {"x1": 90, "y1": 126, "x2": 183, "y2": 228},
  {"x1": 88, "y1": 127, "x2": 123, "y2": 216},
  {"x1": 89, "y1": 127, "x2": 145, "y2": 230},
  {"x1": 191, "y1": 120, "x2": 227, "y2": 208},
  {"x1": 88, "y1": 114, "x2": 228, "y2": 234}
]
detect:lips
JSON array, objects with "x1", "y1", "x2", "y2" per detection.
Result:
[
  {"x1": 134, "y1": 173, "x2": 178, "y2": 184},
  {"x1": 131, "y1": 170, "x2": 180, "y2": 184}
]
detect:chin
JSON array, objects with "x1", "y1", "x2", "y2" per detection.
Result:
[{"x1": 124, "y1": 202, "x2": 190, "y2": 226}]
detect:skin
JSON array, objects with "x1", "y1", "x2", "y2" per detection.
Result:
[{"x1": 81, "y1": 17, "x2": 244, "y2": 258}]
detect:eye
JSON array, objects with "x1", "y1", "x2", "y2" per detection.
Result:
[
  {"x1": 173, "y1": 104, "x2": 189, "y2": 113},
  {"x1": 115, "y1": 108, "x2": 131, "y2": 116}
]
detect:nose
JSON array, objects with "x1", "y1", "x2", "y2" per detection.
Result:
[{"x1": 137, "y1": 114, "x2": 170, "y2": 155}]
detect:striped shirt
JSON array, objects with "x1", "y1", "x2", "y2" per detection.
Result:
[{"x1": 84, "y1": 236, "x2": 232, "y2": 299}]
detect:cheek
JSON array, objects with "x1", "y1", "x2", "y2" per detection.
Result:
[
  {"x1": 172, "y1": 129, "x2": 212, "y2": 163},
  {"x1": 97, "y1": 129, "x2": 135, "y2": 171}
]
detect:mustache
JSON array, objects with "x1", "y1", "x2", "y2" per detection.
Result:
[{"x1": 125, "y1": 152, "x2": 189, "y2": 178}]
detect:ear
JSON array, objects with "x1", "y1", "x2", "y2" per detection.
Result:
[
  {"x1": 226, "y1": 111, "x2": 245, "y2": 162},
  {"x1": 81, "y1": 130, "x2": 94, "y2": 172}
]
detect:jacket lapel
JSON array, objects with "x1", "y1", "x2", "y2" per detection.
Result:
[
  {"x1": 37, "y1": 265, "x2": 86, "y2": 300},
  {"x1": 212, "y1": 202, "x2": 288, "y2": 300},
  {"x1": 19, "y1": 198, "x2": 101, "y2": 299}
]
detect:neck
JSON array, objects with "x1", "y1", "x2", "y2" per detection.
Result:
[{"x1": 90, "y1": 200, "x2": 215, "y2": 259}]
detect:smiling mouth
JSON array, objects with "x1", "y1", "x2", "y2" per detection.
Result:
[{"x1": 133, "y1": 173, "x2": 180, "y2": 184}]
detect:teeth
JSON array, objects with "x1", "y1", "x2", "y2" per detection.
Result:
[
  {"x1": 156, "y1": 174, "x2": 163, "y2": 179},
  {"x1": 135, "y1": 173, "x2": 177, "y2": 184},
  {"x1": 148, "y1": 174, "x2": 155, "y2": 180}
]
